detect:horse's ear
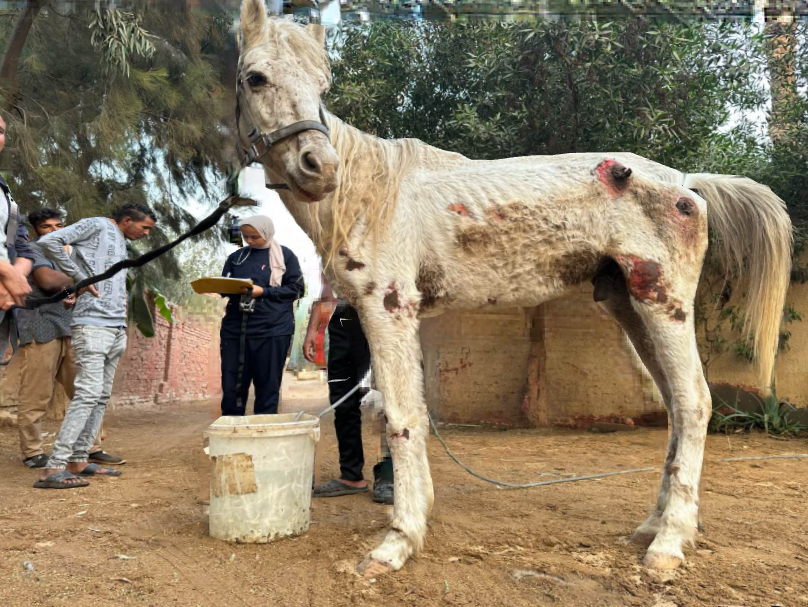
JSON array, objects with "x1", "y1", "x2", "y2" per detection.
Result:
[
  {"x1": 240, "y1": 0, "x2": 268, "y2": 49},
  {"x1": 305, "y1": 23, "x2": 327, "y2": 49}
]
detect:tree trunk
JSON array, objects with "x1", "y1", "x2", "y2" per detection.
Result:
[
  {"x1": 0, "y1": 1, "x2": 42, "y2": 110},
  {"x1": 763, "y1": 3, "x2": 798, "y2": 147}
]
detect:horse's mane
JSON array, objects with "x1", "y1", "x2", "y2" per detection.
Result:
[{"x1": 266, "y1": 19, "x2": 466, "y2": 269}]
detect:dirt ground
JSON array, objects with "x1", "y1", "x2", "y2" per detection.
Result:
[{"x1": 1, "y1": 375, "x2": 808, "y2": 606}]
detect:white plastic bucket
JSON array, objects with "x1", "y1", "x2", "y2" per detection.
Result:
[{"x1": 205, "y1": 413, "x2": 320, "y2": 543}]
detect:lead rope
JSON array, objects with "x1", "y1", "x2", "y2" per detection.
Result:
[{"x1": 1, "y1": 190, "x2": 245, "y2": 366}]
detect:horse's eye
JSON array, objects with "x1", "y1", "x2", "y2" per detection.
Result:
[{"x1": 246, "y1": 73, "x2": 266, "y2": 87}]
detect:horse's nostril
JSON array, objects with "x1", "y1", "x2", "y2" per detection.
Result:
[{"x1": 303, "y1": 151, "x2": 321, "y2": 173}]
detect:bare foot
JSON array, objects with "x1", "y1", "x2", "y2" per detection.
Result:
[
  {"x1": 66, "y1": 462, "x2": 90, "y2": 475},
  {"x1": 339, "y1": 478, "x2": 368, "y2": 489},
  {"x1": 67, "y1": 462, "x2": 119, "y2": 476},
  {"x1": 356, "y1": 558, "x2": 392, "y2": 579},
  {"x1": 643, "y1": 552, "x2": 683, "y2": 570}
]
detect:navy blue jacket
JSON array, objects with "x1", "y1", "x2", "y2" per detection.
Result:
[{"x1": 220, "y1": 245, "x2": 305, "y2": 339}]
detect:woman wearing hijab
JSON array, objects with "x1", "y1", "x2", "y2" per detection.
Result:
[{"x1": 220, "y1": 215, "x2": 305, "y2": 416}]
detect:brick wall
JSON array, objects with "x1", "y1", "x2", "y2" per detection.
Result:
[
  {"x1": 110, "y1": 295, "x2": 225, "y2": 407},
  {"x1": 0, "y1": 294, "x2": 226, "y2": 420}
]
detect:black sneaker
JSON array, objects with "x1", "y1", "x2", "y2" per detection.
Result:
[
  {"x1": 372, "y1": 460, "x2": 394, "y2": 505},
  {"x1": 88, "y1": 451, "x2": 126, "y2": 465},
  {"x1": 23, "y1": 454, "x2": 49, "y2": 468},
  {"x1": 372, "y1": 480, "x2": 394, "y2": 505}
]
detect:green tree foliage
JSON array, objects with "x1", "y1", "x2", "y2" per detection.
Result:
[
  {"x1": 327, "y1": 19, "x2": 807, "y2": 242},
  {"x1": 0, "y1": 3, "x2": 232, "y2": 286},
  {"x1": 327, "y1": 17, "x2": 808, "y2": 372}
]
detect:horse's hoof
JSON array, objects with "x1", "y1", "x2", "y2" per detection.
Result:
[
  {"x1": 356, "y1": 558, "x2": 392, "y2": 579},
  {"x1": 630, "y1": 531, "x2": 656, "y2": 548},
  {"x1": 643, "y1": 551, "x2": 683, "y2": 570}
]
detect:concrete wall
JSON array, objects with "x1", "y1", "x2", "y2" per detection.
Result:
[
  {"x1": 421, "y1": 283, "x2": 666, "y2": 428},
  {"x1": 698, "y1": 267, "x2": 808, "y2": 407},
  {"x1": 541, "y1": 284, "x2": 665, "y2": 427},
  {"x1": 423, "y1": 258, "x2": 808, "y2": 429},
  {"x1": 421, "y1": 307, "x2": 531, "y2": 426}
]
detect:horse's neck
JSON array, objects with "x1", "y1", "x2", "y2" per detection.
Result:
[
  {"x1": 275, "y1": 117, "x2": 401, "y2": 252},
  {"x1": 275, "y1": 114, "x2": 467, "y2": 259}
]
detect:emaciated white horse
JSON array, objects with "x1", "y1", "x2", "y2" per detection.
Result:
[{"x1": 236, "y1": 0, "x2": 792, "y2": 577}]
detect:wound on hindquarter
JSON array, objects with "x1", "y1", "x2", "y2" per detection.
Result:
[
  {"x1": 617, "y1": 255, "x2": 668, "y2": 304},
  {"x1": 449, "y1": 203, "x2": 470, "y2": 217},
  {"x1": 391, "y1": 428, "x2": 410, "y2": 440},
  {"x1": 595, "y1": 159, "x2": 632, "y2": 198}
]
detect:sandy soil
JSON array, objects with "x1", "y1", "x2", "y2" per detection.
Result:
[{"x1": 1, "y1": 376, "x2": 808, "y2": 606}]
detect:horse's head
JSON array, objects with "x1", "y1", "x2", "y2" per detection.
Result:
[{"x1": 237, "y1": 0, "x2": 339, "y2": 202}]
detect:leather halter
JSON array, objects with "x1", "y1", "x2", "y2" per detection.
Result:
[{"x1": 235, "y1": 74, "x2": 331, "y2": 190}]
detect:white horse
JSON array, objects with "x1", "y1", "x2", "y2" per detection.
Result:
[{"x1": 236, "y1": 0, "x2": 792, "y2": 577}]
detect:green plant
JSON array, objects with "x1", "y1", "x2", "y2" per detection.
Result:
[
  {"x1": 127, "y1": 270, "x2": 176, "y2": 338},
  {"x1": 709, "y1": 391, "x2": 807, "y2": 436}
]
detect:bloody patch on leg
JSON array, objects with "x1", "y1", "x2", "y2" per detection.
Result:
[
  {"x1": 383, "y1": 284, "x2": 400, "y2": 312},
  {"x1": 346, "y1": 258, "x2": 365, "y2": 271},
  {"x1": 391, "y1": 428, "x2": 410, "y2": 440},
  {"x1": 595, "y1": 159, "x2": 632, "y2": 198}
]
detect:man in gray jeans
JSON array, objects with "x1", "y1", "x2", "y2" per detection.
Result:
[{"x1": 34, "y1": 203, "x2": 156, "y2": 489}]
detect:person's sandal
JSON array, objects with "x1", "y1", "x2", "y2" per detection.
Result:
[
  {"x1": 313, "y1": 478, "x2": 369, "y2": 498},
  {"x1": 77, "y1": 463, "x2": 122, "y2": 477},
  {"x1": 88, "y1": 451, "x2": 126, "y2": 465},
  {"x1": 23, "y1": 454, "x2": 49, "y2": 468},
  {"x1": 33, "y1": 470, "x2": 90, "y2": 489}
]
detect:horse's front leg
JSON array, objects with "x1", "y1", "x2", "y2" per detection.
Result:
[{"x1": 354, "y1": 285, "x2": 432, "y2": 577}]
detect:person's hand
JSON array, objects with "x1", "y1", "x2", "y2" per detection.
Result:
[
  {"x1": 303, "y1": 329, "x2": 318, "y2": 363},
  {"x1": 78, "y1": 285, "x2": 100, "y2": 298},
  {"x1": 1, "y1": 266, "x2": 31, "y2": 305},
  {"x1": 0, "y1": 282, "x2": 15, "y2": 311},
  {"x1": 63, "y1": 294, "x2": 76, "y2": 309},
  {"x1": 240, "y1": 284, "x2": 264, "y2": 298}
]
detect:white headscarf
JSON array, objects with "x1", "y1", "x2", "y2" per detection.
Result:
[{"x1": 241, "y1": 215, "x2": 286, "y2": 287}]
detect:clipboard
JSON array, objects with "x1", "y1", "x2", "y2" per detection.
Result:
[{"x1": 191, "y1": 277, "x2": 253, "y2": 295}]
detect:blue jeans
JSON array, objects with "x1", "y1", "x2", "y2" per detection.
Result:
[{"x1": 47, "y1": 326, "x2": 127, "y2": 469}]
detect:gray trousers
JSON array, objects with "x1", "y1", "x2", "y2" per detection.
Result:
[{"x1": 47, "y1": 325, "x2": 127, "y2": 469}]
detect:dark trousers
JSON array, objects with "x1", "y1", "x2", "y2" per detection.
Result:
[
  {"x1": 327, "y1": 303, "x2": 371, "y2": 482},
  {"x1": 221, "y1": 334, "x2": 292, "y2": 416}
]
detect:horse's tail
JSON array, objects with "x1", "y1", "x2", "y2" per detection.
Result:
[{"x1": 685, "y1": 173, "x2": 793, "y2": 388}]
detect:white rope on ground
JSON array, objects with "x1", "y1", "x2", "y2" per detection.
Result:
[
  {"x1": 427, "y1": 410, "x2": 656, "y2": 489},
  {"x1": 299, "y1": 377, "x2": 806, "y2": 488},
  {"x1": 718, "y1": 454, "x2": 808, "y2": 462}
]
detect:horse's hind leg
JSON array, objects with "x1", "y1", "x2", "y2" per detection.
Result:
[
  {"x1": 597, "y1": 277, "x2": 674, "y2": 548},
  {"x1": 597, "y1": 269, "x2": 711, "y2": 569}
]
